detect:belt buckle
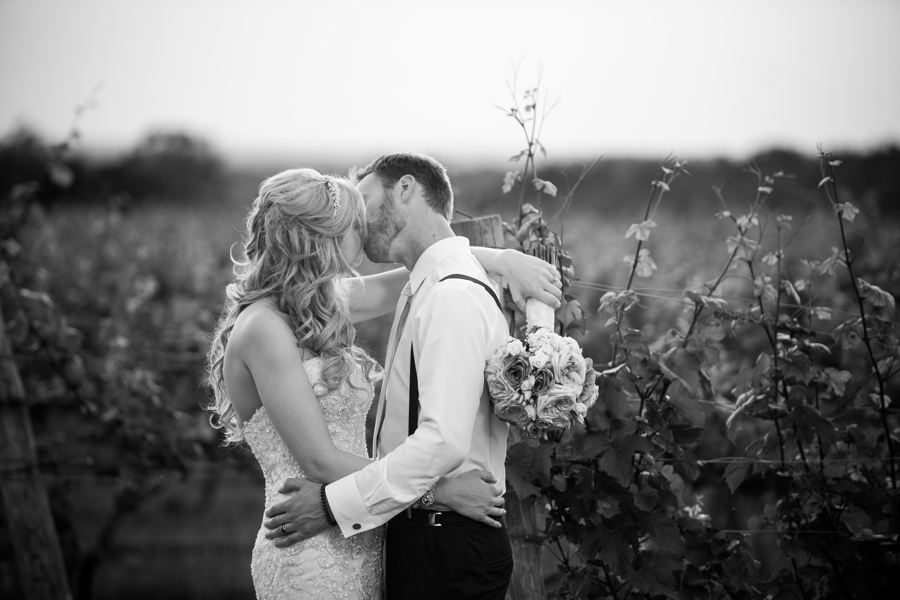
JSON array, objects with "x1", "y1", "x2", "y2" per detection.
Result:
[{"x1": 427, "y1": 511, "x2": 442, "y2": 527}]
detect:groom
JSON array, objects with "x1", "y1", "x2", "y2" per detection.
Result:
[{"x1": 263, "y1": 152, "x2": 555, "y2": 598}]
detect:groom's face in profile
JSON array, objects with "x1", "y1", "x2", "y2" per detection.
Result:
[{"x1": 357, "y1": 173, "x2": 406, "y2": 263}]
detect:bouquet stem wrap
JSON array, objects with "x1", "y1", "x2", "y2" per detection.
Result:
[{"x1": 525, "y1": 298, "x2": 555, "y2": 330}]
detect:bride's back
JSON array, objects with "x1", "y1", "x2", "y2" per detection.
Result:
[{"x1": 224, "y1": 297, "x2": 315, "y2": 426}]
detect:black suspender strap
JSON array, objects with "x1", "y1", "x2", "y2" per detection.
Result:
[
  {"x1": 438, "y1": 274, "x2": 503, "y2": 313},
  {"x1": 408, "y1": 347, "x2": 419, "y2": 437},
  {"x1": 408, "y1": 274, "x2": 504, "y2": 436}
]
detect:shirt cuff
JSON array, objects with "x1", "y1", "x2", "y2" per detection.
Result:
[{"x1": 325, "y1": 472, "x2": 383, "y2": 538}]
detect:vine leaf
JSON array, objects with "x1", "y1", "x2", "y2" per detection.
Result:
[
  {"x1": 587, "y1": 373, "x2": 633, "y2": 430},
  {"x1": 780, "y1": 353, "x2": 814, "y2": 385},
  {"x1": 597, "y1": 434, "x2": 652, "y2": 486},
  {"x1": 858, "y1": 278, "x2": 895, "y2": 310},
  {"x1": 505, "y1": 441, "x2": 553, "y2": 498},
  {"x1": 533, "y1": 178, "x2": 558, "y2": 197},
  {"x1": 592, "y1": 527, "x2": 633, "y2": 574},
  {"x1": 724, "y1": 459, "x2": 752, "y2": 493},
  {"x1": 668, "y1": 381, "x2": 706, "y2": 427},
  {"x1": 557, "y1": 296, "x2": 586, "y2": 336},
  {"x1": 659, "y1": 348, "x2": 704, "y2": 396},
  {"x1": 646, "y1": 513, "x2": 685, "y2": 554},
  {"x1": 822, "y1": 367, "x2": 852, "y2": 396}
]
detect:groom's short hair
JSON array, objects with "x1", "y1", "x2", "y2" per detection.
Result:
[{"x1": 352, "y1": 153, "x2": 453, "y2": 220}]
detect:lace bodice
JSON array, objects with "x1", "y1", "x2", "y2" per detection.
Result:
[
  {"x1": 243, "y1": 357, "x2": 383, "y2": 600},
  {"x1": 243, "y1": 357, "x2": 373, "y2": 504}
]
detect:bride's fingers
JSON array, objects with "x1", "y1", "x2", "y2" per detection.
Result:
[
  {"x1": 533, "y1": 289, "x2": 562, "y2": 308},
  {"x1": 510, "y1": 289, "x2": 526, "y2": 312}
]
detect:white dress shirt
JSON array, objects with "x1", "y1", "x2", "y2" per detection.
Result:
[{"x1": 326, "y1": 236, "x2": 510, "y2": 537}]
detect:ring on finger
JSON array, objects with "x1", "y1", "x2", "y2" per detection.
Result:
[
  {"x1": 281, "y1": 524, "x2": 288, "y2": 535},
  {"x1": 551, "y1": 275, "x2": 561, "y2": 285}
]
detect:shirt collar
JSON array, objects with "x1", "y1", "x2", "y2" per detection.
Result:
[{"x1": 408, "y1": 236, "x2": 471, "y2": 295}]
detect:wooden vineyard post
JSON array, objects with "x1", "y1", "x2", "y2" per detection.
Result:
[
  {"x1": 451, "y1": 215, "x2": 507, "y2": 249},
  {"x1": 451, "y1": 215, "x2": 546, "y2": 600},
  {"x1": 0, "y1": 302, "x2": 73, "y2": 600},
  {"x1": 503, "y1": 491, "x2": 546, "y2": 599}
]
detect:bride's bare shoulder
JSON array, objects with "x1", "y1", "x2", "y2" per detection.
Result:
[
  {"x1": 236, "y1": 297, "x2": 288, "y2": 325},
  {"x1": 232, "y1": 299, "x2": 292, "y2": 348},
  {"x1": 229, "y1": 299, "x2": 316, "y2": 360}
]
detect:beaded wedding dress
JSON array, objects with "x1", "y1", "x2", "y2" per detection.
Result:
[{"x1": 243, "y1": 357, "x2": 384, "y2": 599}]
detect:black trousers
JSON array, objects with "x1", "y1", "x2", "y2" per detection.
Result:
[{"x1": 385, "y1": 509, "x2": 514, "y2": 600}]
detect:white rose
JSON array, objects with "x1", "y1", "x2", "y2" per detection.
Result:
[
  {"x1": 521, "y1": 375, "x2": 535, "y2": 391},
  {"x1": 506, "y1": 339, "x2": 525, "y2": 355},
  {"x1": 530, "y1": 351, "x2": 549, "y2": 369}
]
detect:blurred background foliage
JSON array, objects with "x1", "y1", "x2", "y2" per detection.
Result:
[{"x1": 0, "y1": 123, "x2": 898, "y2": 598}]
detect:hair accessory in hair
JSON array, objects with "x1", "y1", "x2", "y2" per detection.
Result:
[{"x1": 323, "y1": 177, "x2": 341, "y2": 216}]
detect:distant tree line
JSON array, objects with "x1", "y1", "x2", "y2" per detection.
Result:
[
  {"x1": 460, "y1": 146, "x2": 900, "y2": 223},
  {"x1": 0, "y1": 127, "x2": 226, "y2": 207}
]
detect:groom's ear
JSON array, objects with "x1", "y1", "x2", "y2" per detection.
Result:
[{"x1": 394, "y1": 174, "x2": 416, "y2": 206}]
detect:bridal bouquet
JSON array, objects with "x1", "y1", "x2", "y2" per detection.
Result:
[{"x1": 485, "y1": 298, "x2": 598, "y2": 439}]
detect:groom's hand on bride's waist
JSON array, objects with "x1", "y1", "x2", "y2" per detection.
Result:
[{"x1": 263, "y1": 477, "x2": 330, "y2": 547}]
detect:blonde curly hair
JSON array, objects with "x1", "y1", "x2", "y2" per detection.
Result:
[{"x1": 205, "y1": 168, "x2": 380, "y2": 443}]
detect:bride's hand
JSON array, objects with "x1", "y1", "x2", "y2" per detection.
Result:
[
  {"x1": 496, "y1": 249, "x2": 562, "y2": 312},
  {"x1": 432, "y1": 469, "x2": 506, "y2": 528}
]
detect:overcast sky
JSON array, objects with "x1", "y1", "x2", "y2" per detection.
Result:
[{"x1": 2, "y1": 0, "x2": 898, "y2": 167}]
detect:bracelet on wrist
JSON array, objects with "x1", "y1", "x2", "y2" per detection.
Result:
[
  {"x1": 320, "y1": 484, "x2": 338, "y2": 527},
  {"x1": 420, "y1": 483, "x2": 436, "y2": 508}
]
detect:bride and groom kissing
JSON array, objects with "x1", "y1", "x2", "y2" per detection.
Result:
[{"x1": 206, "y1": 152, "x2": 563, "y2": 599}]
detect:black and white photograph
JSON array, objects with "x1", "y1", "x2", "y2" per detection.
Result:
[{"x1": 1, "y1": 1, "x2": 898, "y2": 599}]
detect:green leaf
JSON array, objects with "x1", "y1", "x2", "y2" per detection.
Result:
[
  {"x1": 668, "y1": 424, "x2": 704, "y2": 445},
  {"x1": 724, "y1": 459, "x2": 752, "y2": 493},
  {"x1": 532, "y1": 178, "x2": 558, "y2": 197},
  {"x1": 590, "y1": 374, "x2": 634, "y2": 425},
  {"x1": 620, "y1": 327, "x2": 650, "y2": 355},
  {"x1": 633, "y1": 484, "x2": 660, "y2": 513},
  {"x1": 574, "y1": 431, "x2": 609, "y2": 461},
  {"x1": 780, "y1": 352, "x2": 814, "y2": 384},
  {"x1": 598, "y1": 435, "x2": 652, "y2": 486},
  {"x1": 858, "y1": 278, "x2": 895, "y2": 310},
  {"x1": 799, "y1": 404, "x2": 837, "y2": 447},
  {"x1": 659, "y1": 348, "x2": 703, "y2": 396},
  {"x1": 596, "y1": 530, "x2": 634, "y2": 574},
  {"x1": 514, "y1": 211, "x2": 543, "y2": 243},
  {"x1": 505, "y1": 442, "x2": 553, "y2": 497},
  {"x1": 822, "y1": 367, "x2": 852, "y2": 396},
  {"x1": 557, "y1": 297, "x2": 586, "y2": 336},
  {"x1": 625, "y1": 219, "x2": 657, "y2": 242},
  {"x1": 668, "y1": 381, "x2": 706, "y2": 428},
  {"x1": 684, "y1": 336, "x2": 721, "y2": 370},
  {"x1": 551, "y1": 473, "x2": 567, "y2": 492}
]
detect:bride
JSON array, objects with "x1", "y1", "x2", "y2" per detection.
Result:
[{"x1": 205, "y1": 168, "x2": 559, "y2": 599}]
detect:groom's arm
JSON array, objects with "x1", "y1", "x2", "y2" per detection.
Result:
[{"x1": 326, "y1": 283, "x2": 496, "y2": 537}]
